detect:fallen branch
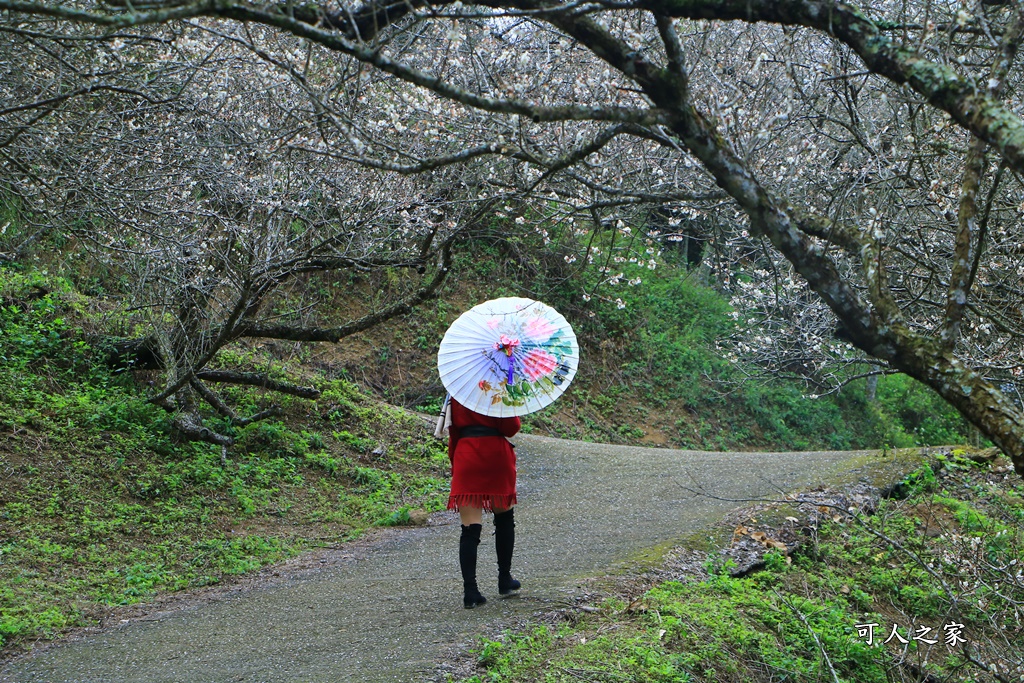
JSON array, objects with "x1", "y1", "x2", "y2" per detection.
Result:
[
  {"x1": 190, "y1": 377, "x2": 283, "y2": 426},
  {"x1": 772, "y1": 588, "x2": 842, "y2": 683},
  {"x1": 232, "y1": 406, "x2": 284, "y2": 427},
  {"x1": 194, "y1": 370, "x2": 320, "y2": 399},
  {"x1": 190, "y1": 377, "x2": 238, "y2": 421},
  {"x1": 171, "y1": 412, "x2": 233, "y2": 447}
]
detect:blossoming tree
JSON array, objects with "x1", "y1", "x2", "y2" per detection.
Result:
[{"x1": 2, "y1": 0, "x2": 1023, "y2": 479}]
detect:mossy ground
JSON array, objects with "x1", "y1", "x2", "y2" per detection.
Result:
[{"x1": 458, "y1": 451, "x2": 1024, "y2": 683}]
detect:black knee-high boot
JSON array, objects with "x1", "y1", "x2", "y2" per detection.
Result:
[
  {"x1": 494, "y1": 509, "x2": 521, "y2": 595},
  {"x1": 459, "y1": 524, "x2": 487, "y2": 609}
]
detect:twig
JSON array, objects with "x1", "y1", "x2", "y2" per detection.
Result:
[
  {"x1": 772, "y1": 588, "x2": 841, "y2": 683},
  {"x1": 557, "y1": 666, "x2": 631, "y2": 681},
  {"x1": 194, "y1": 370, "x2": 320, "y2": 399}
]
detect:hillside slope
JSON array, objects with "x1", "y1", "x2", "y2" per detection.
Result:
[{"x1": 315, "y1": 236, "x2": 976, "y2": 452}]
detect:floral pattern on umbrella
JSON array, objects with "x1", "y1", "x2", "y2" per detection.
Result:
[{"x1": 437, "y1": 297, "x2": 579, "y2": 417}]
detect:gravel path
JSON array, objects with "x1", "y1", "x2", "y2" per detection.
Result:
[{"x1": 1, "y1": 435, "x2": 917, "y2": 683}]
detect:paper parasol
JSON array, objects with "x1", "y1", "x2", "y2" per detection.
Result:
[{"x1": 437, "y1": 297, "x2": 579, "y2": 417}]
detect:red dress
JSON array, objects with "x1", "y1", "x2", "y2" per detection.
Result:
[{"x1": 447, "y1": 399, "x2": 521, "y2": 511}]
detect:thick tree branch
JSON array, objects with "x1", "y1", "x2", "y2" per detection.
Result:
[
  {"x1": 945, "y1": 139, "x2": 987, "y2": 351},
  {"x1": 664, "y1": 92, "x2": 1024, "y2": 475},
  {"x1": 289, "y1": 142, "x2": 529, "y2": 176},
  {"x1": 966, "y1": 162, "x2": 1006, "y2": 296},
  {"x1": 9, "y1": 0, "x2": 1024, "y2": 166},
  {"x1": 0, "y1": 0, "x2": 670, "y2": 124},
  {"x1": 189, "y1": 377, "x2": 286, "y2": 425},
  {"x1": 171, "y1": 411, "x2": 234, "y2": 446},
  {"x1": 240, "y1": 231, "x2": 456, "y2": 343},
  {"x1": 637, "y1": 0, "x2": 1024, "y2": 175},
  {"x1": 216, "y1": 3, "x2": 672, "y2": 126},
  {"x1": 147, "y1": 279, "x2": 253, "y2": 405},
  {"x1": 0, "y1": 0, "x2": 211, "y2": 24},
  {"x1": 530, "y1": 3, "x2": 1024, "y2": 476},
  {"x1": 190, "y1": 376, "x2": 238, "y2": 420},
  {"x1": 194, "y1": 370, "x2": 321, "y2": 399},
  {"x1": 518, "y1": 123, "x2": 632, "y2": 191}
]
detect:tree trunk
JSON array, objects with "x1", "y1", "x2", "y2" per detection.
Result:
[{"x1": 865, "y1": 369, "x2": 879, "y2": 403}]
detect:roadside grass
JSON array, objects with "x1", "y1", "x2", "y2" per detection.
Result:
[
  {"x1": 461, "y1": 452, "x2": 1024, "y2": 683},
  {"x1": 0, "y1": 267, "x2": 450, "y2": 656}
]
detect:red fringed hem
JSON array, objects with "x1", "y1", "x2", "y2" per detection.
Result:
[{"x1": 447, "y1": 493, "x2": 517, "y2": 512}]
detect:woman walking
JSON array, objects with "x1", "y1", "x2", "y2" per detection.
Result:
[
  {"x1": 435, "y1": 297, "x2": 579, "y2": 609},
  {"x1": 446, "y1": 397, "x2": 521, "y2": 608}
]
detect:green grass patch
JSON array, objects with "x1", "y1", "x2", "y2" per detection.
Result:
[{"x1": 463, "y1": 456, "x2": 1024, "y2": 682}]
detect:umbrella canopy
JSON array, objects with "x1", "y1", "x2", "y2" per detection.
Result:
[{"x1": 437, "y1": 297, "x2": 579, "y2": 417}]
